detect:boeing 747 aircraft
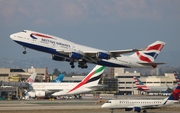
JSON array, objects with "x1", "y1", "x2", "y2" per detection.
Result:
[
  {"x1": 27, "y1": 65, "x2": 105, "y2": 98},
  {"x1": 10, "y1": 30, "x2": 165, "y2": 68},
  {"x1": 101, "y1": 86, "x2": 180, "y2": 113},
  {"x1": 133, "y1": 76, "x2": 172, "y2": 94}
]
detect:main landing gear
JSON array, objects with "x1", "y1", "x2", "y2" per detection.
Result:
[
  {"x1": 70, "y1": 60, "x2": 88, "y2": 69},
  {"x1": 70, "y1": 61, "x2": 75, "y2": 68},
  {"x1": 23, "y1": 47, "x2": 27, "y2": 54}
]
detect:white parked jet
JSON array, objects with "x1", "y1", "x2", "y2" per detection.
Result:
[
  {"x1": 101, "y1": 86, "x2": 180, "y2": 113},
  {"x1": 10, "y1": 30, "x2": 165, "y2": 68},
  {"x1": 27, "y1": 65, "x2": 105, "y2": 98},
  {"x1": 133, "y1": 76, "x2": 172, "y2": 94}
]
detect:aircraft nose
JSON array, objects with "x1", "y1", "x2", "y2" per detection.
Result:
[
  {"x1": 101, "y1": 104, "x2": 106, "y2": 108},
  {"x1": 10, "y1": 34, "x2": 15, "y2": 40}
]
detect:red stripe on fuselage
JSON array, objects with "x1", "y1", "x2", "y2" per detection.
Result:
[{"x1": 32, "y1": 33, "x2": 53, "y2": 38}]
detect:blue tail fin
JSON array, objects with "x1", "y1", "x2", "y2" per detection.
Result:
[
  {"x1": 54, "y1": 74, "x2": 65, "y2": 82},
  {"x1": 167, "y1": 86, "x2": 180, "y2": 100}
]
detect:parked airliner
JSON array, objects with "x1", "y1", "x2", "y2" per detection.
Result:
[
  {"x1": 174, "y1": 71, "x2": 180, "y2": 86},
  {"x1": 133, "y1": 76, "x2": 172, "y2": 94},
  {"x1": 101, "y1": 86, "x2": 180, "y2": 113},
  {"x1": 27, "y1": 65, "x2": 105, "y2": 98},
  {"x1": 10, "y1": 30, "x2": 165, "y2": 68},
  {"x1": 53, "y1": 74, "x2": 65, "y2": 82}
]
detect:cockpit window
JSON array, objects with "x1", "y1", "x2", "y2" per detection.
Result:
[
  {"x1": 22, "y1": 30, "x2": 26, "y2": 33},
  {"x1": 106, "y1": 100, "x2": 111, "y2": 103}
]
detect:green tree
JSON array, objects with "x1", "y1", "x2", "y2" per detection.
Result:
[{"x1": 53, "y1": 68, "x2": 61, "y2": 76}]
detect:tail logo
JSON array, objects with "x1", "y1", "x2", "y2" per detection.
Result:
[
  {"x1": 137, "y1": 43, "x2": 164, "y2": 63},
  {"x1": 27, "y1": 78, "x2": 34, "y2": 83},
  {"x1": 168, "y1": 86, "x2": 180, "y2": 100},
  {"x1": 68, "y1": 66, "x2": 105, "y2": 93},
  {"x1": 134, "y1": 77, "x2": 149, "y2": 90}
]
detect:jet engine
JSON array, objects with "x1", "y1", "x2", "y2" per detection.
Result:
[
  {"x1": 28, "y1": 91, "x2": 46, "y2": 97},
  {"x1": 52, "y1": 55, "x2": 65, "y2": 61},
  {"x1": 28, "y1": 91, "x2": 36, "y2": 97},
  {"x1": 134, "y1": 107, "x2": 141, "y2": 112},
  {"x1": 96, "y1": 52, "x2": 110, "y2": 59},
  {"x1": 35, "y1": 91, "x2": 45, "y2": 97},
  {"x1": 69, "y1": 52, "x2": 83, "y2": 59},
  {"x1": 124, "y1": 108, "x2": 133, "y2": 111}
]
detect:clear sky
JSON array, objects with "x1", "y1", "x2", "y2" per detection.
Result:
[{"x1": 0, "y1": 0, "x2": 180, "y2": 67}]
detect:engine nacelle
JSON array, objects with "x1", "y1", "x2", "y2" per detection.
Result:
[
  {"x1": 134, "y1": 107, "x2": 141, "y2": 112},
  {"x1": 28, "y1": 91, "x2": 46, "y2": 97},
  {"x1": 35, "y1": 91, "x2": 45, "y2": 97},
  {"x1": 69, "y1": 52, "x2": 83, "y2": 59},
  {"x1": 96, "y1": 52, "x2": 110, "y2": 59},
  {"x1": 52, "y1": 55, "x2": 65, "y2": 61},
  {"x1": 28, "y1": 91, "x2": 36, "y2": 97},
  {"x1": 124, "y1": 108, "x2": 133, "y2": 111}
]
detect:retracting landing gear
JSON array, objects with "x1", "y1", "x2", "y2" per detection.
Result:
[
  {"x1": 70, "y1": 61, "x2": 75, "y2": 68},
  {"x1": 23, "y1": 46, "x2": 27, "y2": 54},
  {"x1": 78, "y1": 61, "x2": 88, "y2": 69},
  {"x1": 69, "y1": 60, "x2": 88, "y2": 69}
]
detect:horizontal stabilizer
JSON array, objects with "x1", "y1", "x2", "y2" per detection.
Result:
[
  {"x1": 138, "y1": 62, "x2": 165, "y2": 65},
  {"x1": 88, "y1": 84, "x2": 108, "y2": 89}
]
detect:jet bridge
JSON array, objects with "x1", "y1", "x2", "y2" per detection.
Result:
[
  {"x1": 0, "y1": 81, "x2": 29, "y2": 88},
  {"x1": 0, "y1": 81, "x2": 30, "y2": 100}
]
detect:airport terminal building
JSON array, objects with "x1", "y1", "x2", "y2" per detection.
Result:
[
  {"x1": 0, "y1": 67, "x2": 176, "y2": 96},
  {"x1": 0, "y1": 67, "x2": 47, "y2": 82},
  {"x1": 114, "y1": 68, "x2": 176, "y2": 95}
]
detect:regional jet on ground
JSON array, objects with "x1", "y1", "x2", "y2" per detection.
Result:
[
  {"x1": 133, "y1": 76, "x2": 173, "y2": 94},
  {"x1": 10, "y1": 30, "x2": 165, "y2": 68},
  {"x1": 27, "y1": 65, "x2": 105, "y2": 99},
  {"x1": 101, "y1": 86, "x2": 180, "y2": 113}
]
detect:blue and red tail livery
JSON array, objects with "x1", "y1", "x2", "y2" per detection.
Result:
[
  {"x1": 136, "y1": 41, "x2": 165, "y2": 63},
  {"x1": 167, "y1": 86, "x2": 180, "y2": 100}
]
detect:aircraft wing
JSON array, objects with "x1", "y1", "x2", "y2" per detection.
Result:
[
  {"x1": 84, "y1": 48, "x2": 142, "y2": 57},
  {"x1": 56, "y1": 48, "x2": 142, "y2": 59}
]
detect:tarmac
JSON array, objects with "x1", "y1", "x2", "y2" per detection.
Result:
[{"x1": 0, "y1": 95, "x2": 180, "y2": 113}]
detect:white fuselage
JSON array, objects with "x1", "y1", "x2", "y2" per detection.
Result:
[
  {"x1": 29, "y1": 82, "x2": 97, "y2": 96},
  {"x1": 101, "y1": 99, "x2": 177, "y2": 109},
  {"x1": 139, "y1": 86, "x2": 171, "y2": 93},
  {"x1": 10, "y1": 30, "x2": 150, "y2": 68}
]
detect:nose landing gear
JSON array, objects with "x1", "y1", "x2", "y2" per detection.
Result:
[{"x1": 23, "y1": 47, "x2": 27, "y2": 54}]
